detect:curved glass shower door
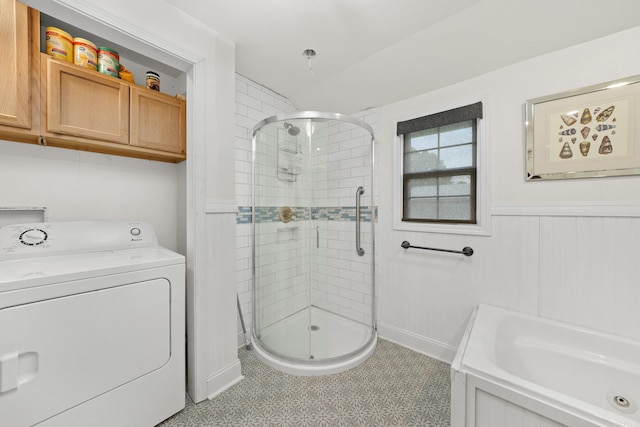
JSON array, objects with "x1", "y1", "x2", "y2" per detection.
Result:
[{"x1": 252, "y1": 112, "x2": 376, "y2": 375}]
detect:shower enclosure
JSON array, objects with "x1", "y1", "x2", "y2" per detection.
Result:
[{"x1": 251, "y1": 111, "x2": 376, "y2": 375}]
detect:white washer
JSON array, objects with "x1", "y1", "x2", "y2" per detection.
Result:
[{"x1": 0, "y1": 221, "x2": 185, "y2": 427}]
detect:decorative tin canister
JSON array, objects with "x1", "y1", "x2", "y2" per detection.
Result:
[
  {"x1": 97, "y1": 47, "x2": 120, "y2": 78},
  {"x1": 146, "y1": 71, "x2": 160, "y2": 91},
  {"x1": 73, "y1": 38, "x2": 97, "y2": 70},
  {"x1": 45, "y1": 27, "x2": 73, "y2": 63}
]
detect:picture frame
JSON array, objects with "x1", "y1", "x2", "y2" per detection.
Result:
[{"x1": 525, "y1": 74, "x2": 640, "y2": 180}]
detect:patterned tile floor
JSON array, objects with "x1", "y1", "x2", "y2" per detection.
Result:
[{"x1": 158, "y1": 338, "x2": 451, "y2": 426}]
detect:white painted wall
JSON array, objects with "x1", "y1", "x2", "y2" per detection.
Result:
[
  {"x1": 376, "y1": 25, "x2": 640, "y2": 362},
  {"x1": 0, "y1": 140, "x2": 179, "y2": 249}
]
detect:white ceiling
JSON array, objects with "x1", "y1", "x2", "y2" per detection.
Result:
[{"x1": 165, "y1": 0, "x2": 640, "y2": 114}]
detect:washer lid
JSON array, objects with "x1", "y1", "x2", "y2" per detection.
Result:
[
  {"x1": 0, "y1": 246, "x2": 184, "y2": 291},
  {"x1": 0, "y1": 221, "x2": 159, "y2": 261}
]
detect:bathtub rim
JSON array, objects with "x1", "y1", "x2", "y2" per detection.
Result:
[{"x1": 452, "y1": 304, "x2": 640, "y2": 427}]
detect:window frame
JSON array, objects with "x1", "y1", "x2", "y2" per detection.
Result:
[{"x1": 393, "y1": 98, "x2": 491, "y2": 236}]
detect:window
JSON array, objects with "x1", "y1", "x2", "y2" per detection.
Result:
[{"x1": 397, "y1": 102, "x2": 482, "y2": 224}]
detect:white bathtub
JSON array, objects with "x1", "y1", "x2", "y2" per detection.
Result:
[{"x1": 451, "y1": 305, "x2": 640, "y2": 427}]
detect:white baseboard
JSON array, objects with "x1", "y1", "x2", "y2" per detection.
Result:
[
  {"x1": 377, "y1": 322, "x2": 457, "y2": 364},
  {"x1": 206, "y1": 360, "x2": 243, "y2": 400}
]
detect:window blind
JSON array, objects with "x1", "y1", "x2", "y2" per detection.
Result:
[{"x1": 397, "y1": 102, "x2": 483, "y2": 135}]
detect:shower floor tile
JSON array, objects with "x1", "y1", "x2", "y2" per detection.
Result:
[{"x1": 157, "y1": 338, "x2": 451, "y2": 426}]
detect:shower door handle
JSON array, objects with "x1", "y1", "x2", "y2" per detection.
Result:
[{"x1": 355, "y1": 186, "x2": 365, "y2": 256}]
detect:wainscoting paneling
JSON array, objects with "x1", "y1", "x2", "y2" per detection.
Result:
[
  {"x1": 478, "y1": 216, "x2": 540, "y2": 315},
  {"x1": 539, "y1": 216, "x2": 640, "y2": 341},
  {"x1": 378, "y1": 214, "x2": 640, "y2": 364},
  {"x1": 475, "y1": 390, "x2": 565, "y2": 427}
]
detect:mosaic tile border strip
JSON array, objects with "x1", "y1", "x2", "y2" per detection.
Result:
[
  {"x1": 237, "y1": 206, "x2": 253, "y2": 224},
  {"x1": 313, "y1": 206, "x2": 373, "y2": 222},
  {"x1": 237, "y1": 206, "x2": 377, "y2": 224}
]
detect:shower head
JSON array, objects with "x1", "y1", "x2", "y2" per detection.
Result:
[{"x1": 284, "y1": 122, "x2": 300, "y2": 136}]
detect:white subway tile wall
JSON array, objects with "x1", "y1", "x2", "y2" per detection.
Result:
[
  {"x1": 235, "y1": 74, "x2": 379, "y2": 345},
  {"x1": 253, "y1": 119, "x2": 312, "y2": 329},
  {"x1": 310, "y1": 119, "x2": 374, "y2": 325}
]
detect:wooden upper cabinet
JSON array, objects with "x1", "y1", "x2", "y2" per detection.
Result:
[
  {"x1": 44, "y1": 56, "x2": 129, "y2": 145},
  {"x1": 0, "y1": 2, "x2": 186, "y2": 163},
  {"x1": 0, "y1": 0, "x2": 29, "y2": 128},
  {"x1": 42, "y1": 55, "x2": 186, "y2": 161},
  {"x1": 130, "y1": 87, "x2": 186, "y2": 155},
  {"x1": 0, "y1": 0, "x2": 39, "y2": 138}
]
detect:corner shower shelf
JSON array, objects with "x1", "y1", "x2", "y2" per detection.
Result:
[
  {"x1": 279, "y1": 146, "x2": 298, "y2": 154},
  {"x1": 277, "y1": 129, "x2": 302, "y2": 182}
]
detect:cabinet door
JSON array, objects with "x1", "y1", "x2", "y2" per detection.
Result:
[
  {"x1": 0, "y1": 0, "x2": 30, "y2": 129},
  {"x1": 130, "y1": 87, "x2": 186, "y2": 155},
  {"x1": 44, "y1": 56, "x2": 129, "y2": 144}
]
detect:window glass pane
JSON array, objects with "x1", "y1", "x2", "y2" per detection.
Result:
[
  {"x1": 404, "y1": 150, "x2": 441, "y2": 173},
  {"x1": 439, "y1": 145, "x2": 473, "y2": 169},
  {"x1": 400, "y1": 109, "x2": 478, "y2": 224},
  {"x1": 440, "y1": 121, "x2": 473, "y2": 147},
  {"x1": 406, "y1": 178, "x2": 438, "y2": 197},
  {"x1": 438, "y1": 197, "x2": 471, "y2": 221},
  {"x1": 405, "y1": 128, "x2": 438, "y2": 152},
  {"x1": 438, "y1": 175, "x2": 470, "y2": 196},
  {"x1": 405, "y1": 197, "x2": 437, "y2": 220}
]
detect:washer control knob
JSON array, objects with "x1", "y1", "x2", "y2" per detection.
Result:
[
  {"x1": 130, "y1": 227, "x2": 141, "y2": 236},
  {"x1": 19, "y1": 229, "x2": 48, "y2": 246}
]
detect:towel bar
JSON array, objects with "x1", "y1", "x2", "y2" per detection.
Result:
[{"x1": 401, "y1": 240, "x2": 473, "y2": 256}]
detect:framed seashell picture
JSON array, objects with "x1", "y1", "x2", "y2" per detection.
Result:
[{"x1": 525, "y1": 74, "x2": 640, "y2": 180}]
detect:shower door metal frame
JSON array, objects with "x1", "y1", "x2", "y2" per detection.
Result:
[{"x1": 251, "y1": 111, "x2": 377, "y2": 367}]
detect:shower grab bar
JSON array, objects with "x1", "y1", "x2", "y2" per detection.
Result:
[
  {"x1": 355, "y1": 186, "x2": 365, "y2": 256},
  {"x1": 401, "y1": 240, "x2": 474, "y2": 257}
]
